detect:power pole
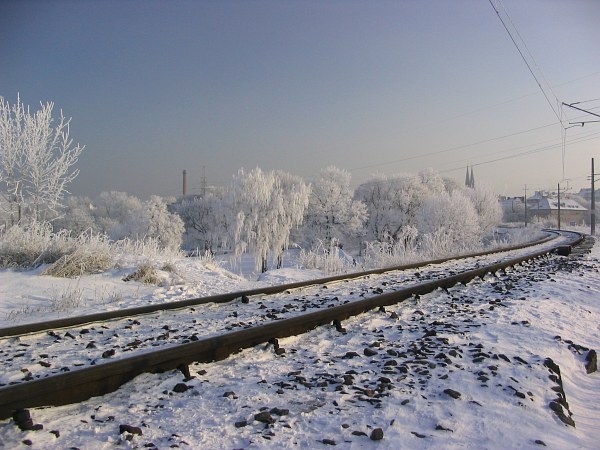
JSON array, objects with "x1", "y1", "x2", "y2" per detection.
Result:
[
  {"x1": 592, "y1": 158, "x2": 596, "y2": 235},
  {"x1": 201, "y1": 165, "x2": 207, "y2": 197},
  {"x1": 557, "y1": 183, "x2": 561, "y2": 230},
  {"x1": 523, "y1": 185, "x2": 528, "y2": 227}
]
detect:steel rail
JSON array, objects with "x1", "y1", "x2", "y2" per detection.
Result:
[
  {"x1": 0, "y1": 230, "x2": 584, "y2": 420},
  {"x1": 0, "y1": 232, "x2": 558, "y2": 338}
]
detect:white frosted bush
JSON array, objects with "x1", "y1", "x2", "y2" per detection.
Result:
[{"x1": 0, "y1": 221, "x2": 73, "y2": 268}]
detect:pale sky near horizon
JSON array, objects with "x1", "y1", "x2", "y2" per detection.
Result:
[{"x1": 1, "y1": 0, "x2": 599, "y2": 199}]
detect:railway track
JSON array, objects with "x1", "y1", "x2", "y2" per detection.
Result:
[{"x1": 0, "y1": 230, "x2": 584, "y2": 420}]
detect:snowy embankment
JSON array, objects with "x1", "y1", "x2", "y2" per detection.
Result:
[{"x1": 0, "y1": 241, "x2": 599, "y2": 449}]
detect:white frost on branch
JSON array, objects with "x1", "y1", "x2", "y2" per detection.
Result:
[{"x1": 0, "y1": 95, "x2": 84, "y2": 224}]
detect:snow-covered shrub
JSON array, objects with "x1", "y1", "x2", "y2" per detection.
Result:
[
  {"x1": 298, "y1": 240, "x2": 355, "y2": 274},
  {"x1": 41, "y1": 232, "x2": 113, "y2": 277},
  {"x1": 49, "y1": 285, "x2": 85, "y2": 311},
  {"x1": 0, "y1": 221, "x2": 72, "y2": 268},
  {"x1": 123, "y1": 263, "x2": 161, "y2": 285},
  {"x1": 113, "y1": 236, "x2": 183, "y2": 268},
  {"x1": 362, "y1": 226, "x2": 419, "y2": 267}
]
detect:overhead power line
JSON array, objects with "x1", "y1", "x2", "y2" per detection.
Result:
[
  {"x1": 488, "y1": 0, "x2": 564, "y2": 125},
  {"x1": 350, "y1": 122, "x2": 559, "y2": 172}
]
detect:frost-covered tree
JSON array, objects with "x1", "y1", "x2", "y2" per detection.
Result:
[
  {"x1": 110, "y1": 196, "x2": 184, "y2": 250},
  {"x1": 465, "y1": 186, "x2": 502, "y2": 237},
  {"x1": 0, "y1": 95, "x2": 84, "y2": 224},
  {"x1": 355, "y1": 172, "x2": 429, "y2": 243},
  {"x1": 271, "y1": 170, "x2": 311, "y2": 268},
  {"x1": 299, "y1": 166, "x2": 367, "y2": 248},
  {"x1": 229, "y1": 167, "x2": 309, "y2": 272},
  {"x1": 49, "y1": 195, "x2": 97, "y2": 235},
  {"x1": 92, "y1": 191, "x2": 143, "y2": 238},
  {"x1": 416, "y1": 190, "x2": 481, "y2": 255},
  {"x1": 171, "y1": 191, "x2": 231, "y2": 252}
]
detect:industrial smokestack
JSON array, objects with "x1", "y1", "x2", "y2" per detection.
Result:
[{"x1": 182, "y1": 169, "x2": 187, "y2": 197}]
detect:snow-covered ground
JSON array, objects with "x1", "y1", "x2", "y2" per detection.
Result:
[{"x1": 0, "y1": 239, "x2": 599, "y2": 449}]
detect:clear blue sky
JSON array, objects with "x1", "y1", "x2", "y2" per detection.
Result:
[{"x1": 2, "y1": 0, "x2": 599, "y2": 199}]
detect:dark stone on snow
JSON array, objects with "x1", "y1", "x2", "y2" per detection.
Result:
[
  {"x1": 50, "y1": 430, "x2": 60, "y2": 438},
  {"x1": 234, "y1": 420, "x2": 247, "y2": 428},
  {"x1": 436, "y1": 424, "x2": 453, "y2": 432},
  {"x1": 370, "y1": 428, "x2": 384, "y2": 441},
  {"x1": 352, "y1": 430, "x2": 367, "y2": 436},
  {"x1": 322, "y1": 438, "x2": 336, "y2": 445},
  {"x1": 411, "y1": 431, "x2": 426, "y2": 438},
  {"x1": 548, "y1": 401, "x2": 575, "y2": 427},
  {"x1": 270, "y1": 407, "x2": 289, "y2": 416},
  {"x1": 241, "y1": 295, "x2": 250, "y2": 304},
  {"x1": 443, "y1": 389, "x2": 461, "y2": 399},
  {"x1": 172, "y1": 383, "x2": 189, "y2": 393},
  {"x1": 390, "y1": 312, "x2": 399, "y2": 320},
  {"x1": 514, "y1": 356, "x2": 528, "y2": 365},
  {"x1": 12, "y1": 409, "x2": 40, "y2": 431},
  {"x1": 254, "y1": 411, "x2": 275, "y2": 424},
  {"x1": 343, "y1": 351, "x2": 360, "y2": 359},
  {"x1": 223, "y1": 391, "x2": 236, "y2": 398},
  {"x1": 119, "y1": 424, "x2": 143, "y2": 435},
  {"x1": 102, "y1": 349, "x2": 115, "y2": 358},
  {"x1": 22, "y1": 440, "x2": 32, "y2": 446},
  {"x1": 364, "y1": 348, "x2": 378, "y2": 357},
  {"x1": 535, "y1": 440, "x2": 547, "y2": 446},
  {"x1": 585, "y1": 350, "x2": 597, "y2": 374},
  {"x1": 498, "y1": 354, "x2": 511, "y2": 363}
]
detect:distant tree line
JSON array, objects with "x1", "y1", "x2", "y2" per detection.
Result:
[{"x1": 0, "y1": 95, "x2": 502, "y2": 272}]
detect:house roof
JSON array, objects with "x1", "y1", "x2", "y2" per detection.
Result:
[{"x1": 527, "y1": 192, "x2": 587, "y2": 211}]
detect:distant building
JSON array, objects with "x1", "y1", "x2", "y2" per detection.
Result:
[
  {"x1": 499, "y1": 196, "x2": 525, "y2": 223},
  {"x1": 577, "y1": 188, "x2": 600, "y2": 202},
  {"x1": 465, "y1": 166, "x2": 475, "y2": 189},
  {"x1": 527, "y1": 191, "x2": 588, "y2": 226}
]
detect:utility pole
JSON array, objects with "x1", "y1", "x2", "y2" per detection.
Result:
[
  {"x1": 592, "y1": 158, "x2": 596, "y2": 235},
  {"x1": 523, "y1": 185, "x2": 528, "y2": 227},
  {"x1": 201, "y1": 165, "x2": 207, "y2": 197},
  {"x1": 557, "y1": 183, "x2": 561, "y2": 230}
]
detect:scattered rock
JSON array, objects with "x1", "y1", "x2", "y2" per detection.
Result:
[
  {"x1": 12, "y1": 409, "x2": 42, "y2": 431},
  {"x1": 351, "y1": 430, "x2": 367, "y2": 437},
  {"x1": 254, "y1": 411, "x2": 275, "y2": 424},
  {"x1": 411, "y1": 431, "x2": 426, "y2": 438},
  {"x1": 535, "y1": 440, "x2": 547, "y2": 446},
  {"x1": 234, "y1": 420, "x2": 247, "y2": 428},
  {"x1": 364, "y1": 348, "x2": 378, "y2": 357},
  {"x1": 172, "y1": 383, "x2": 189, "y2": 393},
  {"x1": 585, "y1": 350, "x2": 597, "y2": 374},
  {"x1": 119, "y1": 424, "x2": 143, "y2": 436},
  {"x1": 443, "y1": 389, "x2": 461, "y2": 399},
  {"x1": 370, "y1": 428, "x2": 384, "y2": 441},
  {"x1": 322, "y1": 438, "x2": 336, "y2": 445},
  {"x1": 270, "y1": 407, "x2": 289, "y2": 416},
  {"x1": 102, "y1": 349, "x2": 115, "y2": 358}
]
